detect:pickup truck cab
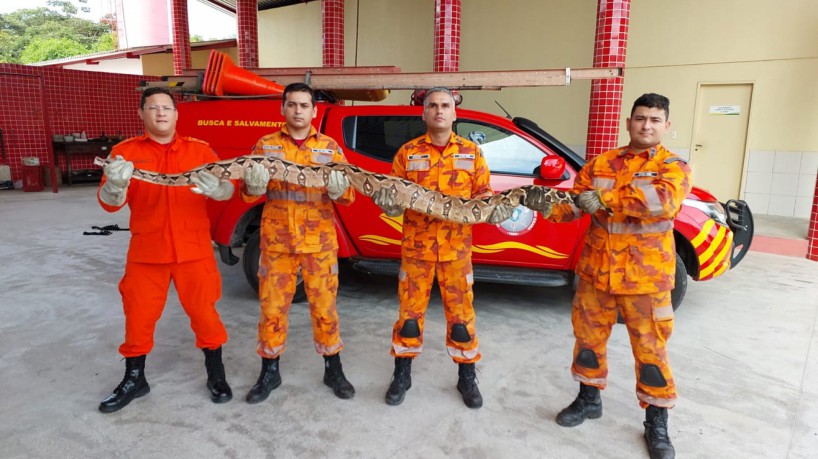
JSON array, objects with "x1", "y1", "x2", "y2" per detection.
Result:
[{"x1": 176, "y1": 95, "x2": 754, "y2": 310}]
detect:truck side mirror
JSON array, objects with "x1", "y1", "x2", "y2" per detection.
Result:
[{"x1": 539, "y1": 156, "x2": 566, "y2": 180}]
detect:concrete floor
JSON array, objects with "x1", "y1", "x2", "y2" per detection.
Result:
[{"x1": 1, "y1": 185, "x2": 817, "y2": 459}]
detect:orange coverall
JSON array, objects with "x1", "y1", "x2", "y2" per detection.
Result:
[
  {"x1": 97, "y1": 134, "x2": 229, "y2": 357},
  {"x1": 389, "y1": 132, "x2": 493, "y2": 364},
  {"x1": 242, "y1": 125, "x2": 355, "y2": 358},
  {"x1": 548, "y1": 145, "x2": 692, "y2": 408}
]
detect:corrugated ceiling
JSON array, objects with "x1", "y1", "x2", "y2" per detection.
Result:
[{"x1": 196, "y1": 0, "x2": 316, "y2": 15}]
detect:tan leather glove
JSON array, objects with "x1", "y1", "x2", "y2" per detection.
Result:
[
  {"x1": 577, "y1": 190, "x2": 606, "y2": 214},
  {"x1": 191, "y1": 171, "x2": 235, "y2": 201},
  {"x1": 243, "y1": 162, "x2": 270, "y2": 196},
  {"x1": 372, "y1": 187, "x2": 403, "y2": 217},
  {"x1": 488, "y1": 203, "x2": 515, "y2": 224},
  {"x1": 327, "y1": 170, "x2": 350, "y2": 200},
  {"x1": 99, "y1": 155, "x2": 133, "y2": 206},
  {"x1": 523, "y1": 187, "x2": 553, "y2": 218}
]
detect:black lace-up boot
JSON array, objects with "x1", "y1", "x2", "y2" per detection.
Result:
[
  {"x1": 99, "y1": 355, "x2": 150, "y2": 413},
  {"x1": 245, "y1": 357, "x2": 281, "y2": 404},
  {"x1": 385, "y1": 357, "x2": 412, "y2": 406},
  {"x1": 323, "y1": 353, "x2": 355, "y2": 399},
  {"x1": 644, "y1": 405, "x2": 675, "y2": 459},
  {"x1": 456, "y1": 363, "x2": 483, "y2": 409},
  {"x1": 203, "y1": 347, "x2": 232, "y2": 403},
  {"x1": 555, "y1": 383, "x2": 603, "y2": 427}
]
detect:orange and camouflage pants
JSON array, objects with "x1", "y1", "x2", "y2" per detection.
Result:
[
  {"x1": 391, "y1": 256, "x2": 480, "y2": 364},
  {"x1": 571, "y1": 278, "x2": 677, "y2": 408},
  {"x1": 256, "y1": 250, "x2": 343, "y2": 358},
  {"x1": 118, "y1": 258, "x2": 228, "y2": 357}
]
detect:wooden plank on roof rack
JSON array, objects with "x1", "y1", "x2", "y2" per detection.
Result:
[{"x1": 142, "y1": 67, "x2": 621, "y2": 92}]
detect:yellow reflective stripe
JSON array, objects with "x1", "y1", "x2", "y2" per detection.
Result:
[
  {"x1": 698, "y1": 224, "x2": 727, "y2": 265},
  {"x1": 592, "y1": 177, "x2": 616, "y2": 188},
  {"x1": 700, "y1": 230, "x2": 733, "y2": 278},
  {"x1": 691, "y1": 219, "x2": 715, "y2": 247}
]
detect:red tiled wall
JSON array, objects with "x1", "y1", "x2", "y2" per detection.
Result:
[
  {"x1": 322, "y1": 0, "x2": 344, "y2": 67},
  {"x1": 433, "y1": 0, "x2": 461, "y2": 72},
  {"x1": 0, "y1": 63, "x2": 157, "y2": 181},
  {"x1": 585, "y1": 0, "x2": 630, "y2": 160},
  {"x1": 808, "y1": 174, "x2": 818, "y2": 261},
  {"x1": 171, "y1": 0, "x2": 191, "y2": 75},
  {"x1": 238, "y1": 0, "x2": 259, "y2": 68}
]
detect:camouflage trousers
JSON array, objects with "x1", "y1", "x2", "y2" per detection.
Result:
[
  {"x1": 256, "y1": 250, "x2": 343, "y2": 358},
  {"x1": 391, "y1": 256, "x2": 481, "y2": 364},
  {"x1": 571, "y1": 278, "x2": 677, "y2": 408}
]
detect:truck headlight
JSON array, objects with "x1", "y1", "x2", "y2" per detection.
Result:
[{"x1": 683, "y1": 199, "x2": 728, "y2": 226}]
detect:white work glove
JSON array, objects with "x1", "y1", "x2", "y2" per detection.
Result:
[
  {"x1": 191, "y1": 170, "x2": 235, "y2": 201},
  {"x1": 577, "y1": 190, "x2": 606, "y2": 214},
  {"x1": 327, "y1": 170, "x2": 350, "y2": 200},
  {"x1": 372, "y1": 187, "x2": 403, "y2": 217},
  {"x1": 99, "y1": 155, "x2": 133, "y2": 206},
  {"x1": 243, "y1": 162, "x2": 270, "y2": 196},
  {"x1": 488, "y1": 203, "x2": 515, "y2": 224},
  {"x1": 523, "y1": 187, "x2": 553, "y2": 218}
]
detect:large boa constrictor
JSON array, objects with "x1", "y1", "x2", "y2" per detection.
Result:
[{"x1": 95, "y1": 155, "x2": 574, "y2": 224}]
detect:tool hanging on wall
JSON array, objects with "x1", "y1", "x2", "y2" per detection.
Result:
[{"x1": 0, "y1": 128, "x2": 14, "y2": 190}]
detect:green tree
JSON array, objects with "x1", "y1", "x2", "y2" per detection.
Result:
[
  {"x1": 0, "y1": 4, "x2": 113, "y2": 64},
  {"x1": 20, "y1": 36, "x2": 88, "y2": 63}
]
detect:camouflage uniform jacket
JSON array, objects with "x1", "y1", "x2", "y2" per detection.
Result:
[
  {"x1": 391, "y1": 132, "x2": 493, "y2": 262},
  {"x1": 549, "y1": 144, "x2": 692, "y2": 294},
  {"x1": 241, "y1": 125, "x2": 355, "y2": 253}
]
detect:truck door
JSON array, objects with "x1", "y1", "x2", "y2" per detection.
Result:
[{"x1": 453, "y1": 118, "x2": 584, "y2": 270}]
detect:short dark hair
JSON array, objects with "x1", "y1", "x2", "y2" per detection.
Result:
[
  {"x1": 282, "y1": 82, "x2": 315, "y2": 106},
  {"x1": 140, "y1": 87, "x2": 175, "y2": 109},
  {"x1": 631, "y1": 93, "x2": 670, "y2": 120}
]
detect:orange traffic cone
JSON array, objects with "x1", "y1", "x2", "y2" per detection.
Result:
[{"x1": 202, "y1": 50, "x2": 285, "y2": 97}]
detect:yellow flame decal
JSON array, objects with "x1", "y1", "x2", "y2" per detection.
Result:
[
  {"x1": 379, "y1": 213, "x2": 404, "y2": 233},
  {"x1": 359, "y1": 235, "x2": 402, "y2": 246},
  {"x1": 473, "y1": 241, "x2": 568, "y2": 259}
]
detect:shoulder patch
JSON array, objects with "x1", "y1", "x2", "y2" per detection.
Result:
[
  {"x1": 664, "y1": 157, "x2": 688, "y2": 164},
  {"x1": 182, "y1": 136, "x2": 210, "y2": 146}
]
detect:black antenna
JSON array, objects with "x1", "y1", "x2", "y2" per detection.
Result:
[{"x1": 495, "y1": 100, "x2": 512, "y2": 119}]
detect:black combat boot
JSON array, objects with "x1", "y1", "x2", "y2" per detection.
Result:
[
  {"x1": 456, "y1": 363, "x2": 483, "y2": 409},
  {"x1": 323, "y1": 353, "x2": 355, "y2": 399},
  {"x1": 245, "y1": 357, "x2": 281, "y2": 404},
  {"x1": 98, "y1": 355, "x2": 150, "y2": 413},
  {"x1": 202, "y1": 347, "x2": 232, "y2": 404},
  {"x1": 644, "y1": 405, "x2": 675, "y2": 459},
  {"x1": 385, "y1": 357, "x2": 412, "y2": 406},
  {"x1": 555, "y1": 383, "x2": 603, "y2": 427}
]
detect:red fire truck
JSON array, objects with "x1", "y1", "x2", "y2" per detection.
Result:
[{"x1": 174, "y1": 93, "x2": 754, "y2": 311}]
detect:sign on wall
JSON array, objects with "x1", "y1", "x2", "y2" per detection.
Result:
[{"x1": 709, "y1": 105, "x2": 741, "y2": 115}]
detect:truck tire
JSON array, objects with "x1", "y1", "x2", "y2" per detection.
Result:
[
  {"x1": 243, "y1": 230, "x2": 308, "y2": 303},
  {"x1": 670, "y1": 253, "x2": 687, "y2": 311}
]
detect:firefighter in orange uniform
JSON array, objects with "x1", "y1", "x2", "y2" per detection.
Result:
[
  {"x1": 241, "y1": 83, "x2": 356, "y2": 403},
  {"x1": 97, "y1": 87, "x2": 236, "y2": 413},
  {"x1": 372, "y1": 87, "x2": 515, "y2": 409},
  {"x1": 526, "y1": 93, "x2": 690, "y2": 459}
]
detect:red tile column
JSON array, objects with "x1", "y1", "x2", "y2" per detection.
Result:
[
  {"x1": 808, "y1": 174, "x2": 818, "y2": 261},
  {"x1": 170, "y1": 0, "x2": 191, "y2": 75},
  {"x1": 433, "y1": 0, "x2": 461, "y2": 72},
  {"x1": 322, "y1": 0, "x2": 344, "y2": 67},
  {"x1": 237, "y1": 0, "x2": 259, "y2": 68},
  {"x1": 585, "y1": 0, "x2": 630, "y2": 160}
]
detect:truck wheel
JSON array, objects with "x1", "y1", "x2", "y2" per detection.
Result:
[
  {"x1": 243, "y1": 230, "x2": 307, "y2": 303},
  {"x1": 670, "y1": 253, "x2": 687, "y2": 312}
]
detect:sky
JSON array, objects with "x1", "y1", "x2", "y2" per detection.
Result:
[{"x1": 0, "y1": 0, "x2": 237, "y2": 40}]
